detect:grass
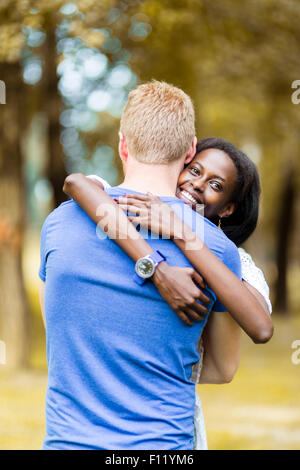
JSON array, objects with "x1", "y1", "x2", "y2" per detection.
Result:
[
  {"x1": 0, "y1": 369, "x2": 46, "y2": 450},
  {"x1": 199, "y1": 315, "x2": 300, "y2": 450}
]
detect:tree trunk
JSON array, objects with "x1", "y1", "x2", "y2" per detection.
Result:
[
  {"x1": 44, "y1": 28, "x2": 67, "y2": 208},
  {"x1": 0, "y1": 62, "x2": 29, "y2": 367},
  {"x1": 273, "y1": 167, "x2": 296, "y2": 313}
]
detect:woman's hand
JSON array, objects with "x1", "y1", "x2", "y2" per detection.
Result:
[
  {"x1": 152, "y1": 261, "x2": 211, "y2": 326},
  {"x1": 116, "y1": 192, "x2": 183, "y2": 239}
]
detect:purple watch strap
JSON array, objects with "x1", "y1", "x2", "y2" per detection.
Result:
[
  {"x1": 133, "y1": 272, "x2": 146, "y2": 285},
  {"x1": 148, "y1": 250, "x2": 166, "y2": 264}
]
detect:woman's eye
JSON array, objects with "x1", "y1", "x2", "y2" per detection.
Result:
[
  {"x1": 189, "y1": 167, "x2": 200, "y2": 176},
  {"x1": 210, "y1": 181, "x2": 222, "y2": 191}
]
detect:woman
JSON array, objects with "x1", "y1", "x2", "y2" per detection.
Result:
[{"x1": 63, "y1": 137, "x2": 273, "y2": 449}]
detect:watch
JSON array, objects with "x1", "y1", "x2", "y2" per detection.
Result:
[{"x1": 133, "y1": 250, "x2": 166, "y2": 285}]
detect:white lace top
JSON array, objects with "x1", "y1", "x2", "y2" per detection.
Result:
[{"x1": 238, "y1": 247, "x2": 272, "y2": 314}]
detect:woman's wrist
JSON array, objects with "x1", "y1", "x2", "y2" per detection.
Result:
[
  {"x1": 173, "y1": 222, "x2": 204, "y2": 252},
  {"x1": 152, "y1": 261, "x2": 169, "y2": 284},
  {"x1": 171, "y1": 215, "x2": 191, "y2": 240}
]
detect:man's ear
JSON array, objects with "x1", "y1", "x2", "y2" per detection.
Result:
[
  {"x1": 118, "y1": 132, "x2": 129, "y2": 164},
  {"x1": 218, "y1": 202, "x2": 237, "y2": 219},
  {"x1": 184, "y1": 136, "x2": 197, "y2": 165}
]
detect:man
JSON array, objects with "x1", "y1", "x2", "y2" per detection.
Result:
[{"x1": 39, "y1": 81, "x2": 241, "y2": 449}]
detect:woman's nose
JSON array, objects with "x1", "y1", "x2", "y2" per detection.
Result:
[{"x1": 192, "y1": 177, "x2": 205, "y2": 192}]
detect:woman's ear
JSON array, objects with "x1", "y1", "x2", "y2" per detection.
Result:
[
  {"x1": 184, "y1": 136, "x2": 197, "y2": 165},
  {"x1": 218, "y1": 202, "x2": 237, "y2": 219}
]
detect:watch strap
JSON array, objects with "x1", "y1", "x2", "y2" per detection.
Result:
[
  {"x1": 133, "y1": 272, "x2": 147, "y2": 285},
  {"x1": 148, "y1": 250, "x2": 166, "y2": 264}
]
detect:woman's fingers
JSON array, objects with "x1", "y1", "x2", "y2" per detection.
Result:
[
  {"x1": 199, "y1": 292, "x2": 211, "y2": 305},
  {"x1": 117, "y1": 200, "x2": 152, "y2": 214},
  {"x1": 175, "y1": 310, "x2": 194, "y2": 326},
  {"x1": 191, "y1": 270, "x2": 206, "y2": 290},
  {"x1": 190, "y1": 271, "x2": 211, "y2": 304},
  {"x1": 127, "y1": 215, "x2": 140, "y2": 222},
  {"x1": 117, "y1": 198, "x2": 148, "y2": 207},
  {"x1": 118, "y1": 195, "x2": 161, "y2": 209},
  {"x1": 184, "y1": 307, "x2": 205, "y2": 322},
  {"x1": 124, "y1": 192, "x2": 159, "y2": 201},
  {"x1": 190, "y1": 300, "x2": 208, "y2": 315},
  {"x1": 117, "y1": 203, "x2": 146, "y2": 215},
  {"x1": 175, "y1": 304, "x2": 206, "y2": 326},
  {"x1": 122, "y1": 193, "x2": 150, "y2": 200},
  {"x1": 118, "y1": 195, "x2": 152, "y2": 204}
]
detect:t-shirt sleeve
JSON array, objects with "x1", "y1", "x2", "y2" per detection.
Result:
[
  {"x1": 39, "y1": 219, "x2": 48, "y2": 282},
  {"x1": 213, "y1": 240, "x2": 242, "y2": 312}
]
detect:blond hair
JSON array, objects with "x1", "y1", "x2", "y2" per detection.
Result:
[{"x1": 120, "y1": 80, "x2": 195, "y2": 164}]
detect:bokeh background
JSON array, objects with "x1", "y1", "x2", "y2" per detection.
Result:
[{"x1": 0, "y1": 0, "x2": 300, "y2": 450}]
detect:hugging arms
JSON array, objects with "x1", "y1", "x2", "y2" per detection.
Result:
[{"x1": 62, "y1": 173, "x2": 273, "y2": 384}]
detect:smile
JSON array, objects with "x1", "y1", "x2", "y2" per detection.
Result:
[
  {"x1": 178, "y1": 189, "x2": 204, "y2": 207},
  {"x1": 181, "y1": 190, "x2": 198, "y2": 204}
]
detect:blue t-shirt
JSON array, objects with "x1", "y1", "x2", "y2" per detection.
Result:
[{"x1": 39, "y1": 186, "x2": 241, "y2": 450}]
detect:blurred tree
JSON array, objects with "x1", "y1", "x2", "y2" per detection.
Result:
[
  {"x1": 0, "y1": 61, "x2": 29, "y2": 367},
  {"x1": 273, "y1": 167, "x2": 296, "y2": 313},
  {"x1": 43, "y1": 26, "x2": 67, "y2": 206}
]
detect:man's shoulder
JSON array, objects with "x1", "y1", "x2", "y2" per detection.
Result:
[{"x1": 41, "y1": 200, "x2": 85, "y2": 231}]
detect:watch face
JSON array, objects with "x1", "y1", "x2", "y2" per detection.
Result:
[{"x1": 136, "y1": 258, "x2": 154, "y2": 278}]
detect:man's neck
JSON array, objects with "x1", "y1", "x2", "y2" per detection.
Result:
[{"x1": 118, "y1": 158, "x2": 183, "y2": 197}]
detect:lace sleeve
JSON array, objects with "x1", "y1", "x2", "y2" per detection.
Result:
[
  {"x1": 86, "y1": 174, "x2": 111, "y2": 189},
  {"x1": 191, "y1": 337, "x2": 204, "y2": 384},
  {"x1": 238, "y1": 247, "x2": 272, "y2": 314}
]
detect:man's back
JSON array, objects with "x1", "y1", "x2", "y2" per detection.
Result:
[{"x1": 40, "y1": 186, "x2": 241, "y2": 450}]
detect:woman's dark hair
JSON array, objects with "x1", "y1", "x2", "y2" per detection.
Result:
[{"x1": 195, "y1": 137, "x2": 261, "y2": 246}]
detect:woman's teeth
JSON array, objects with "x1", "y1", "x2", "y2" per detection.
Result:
[{"x1": 180, "y1": 190, "x2": 198, "y2": 204}]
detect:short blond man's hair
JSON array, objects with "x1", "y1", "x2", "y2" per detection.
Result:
[{"x1": 120, "y1": 80, "x2": 195, "y2": 164}]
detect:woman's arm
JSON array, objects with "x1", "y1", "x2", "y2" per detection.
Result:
[
  {"x1": 191, "y1": 246, "x2": 271, "y2": 381},
  {"x1": 175, "y1": 236, "x2": 273, "y2": 343},
  {"x1": 197, "y1": 281, "x2": 269, "y2": 384},
  {"x1": 63, "y1": 174, "x2": 210, "y2": 326},
  {"x1": 198, "y1": 311, "x2": 241, "y2": 384},
  {"x1": 116, "y1": 193, "x2": 274, "y2": 344},
  {"x1": 196, "y1": 278, "x2": 270, "y2": 383}
]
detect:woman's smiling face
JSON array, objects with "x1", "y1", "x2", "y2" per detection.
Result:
[{"x1": 176, "y1": 148, "x2": 238, "y2": 219}]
